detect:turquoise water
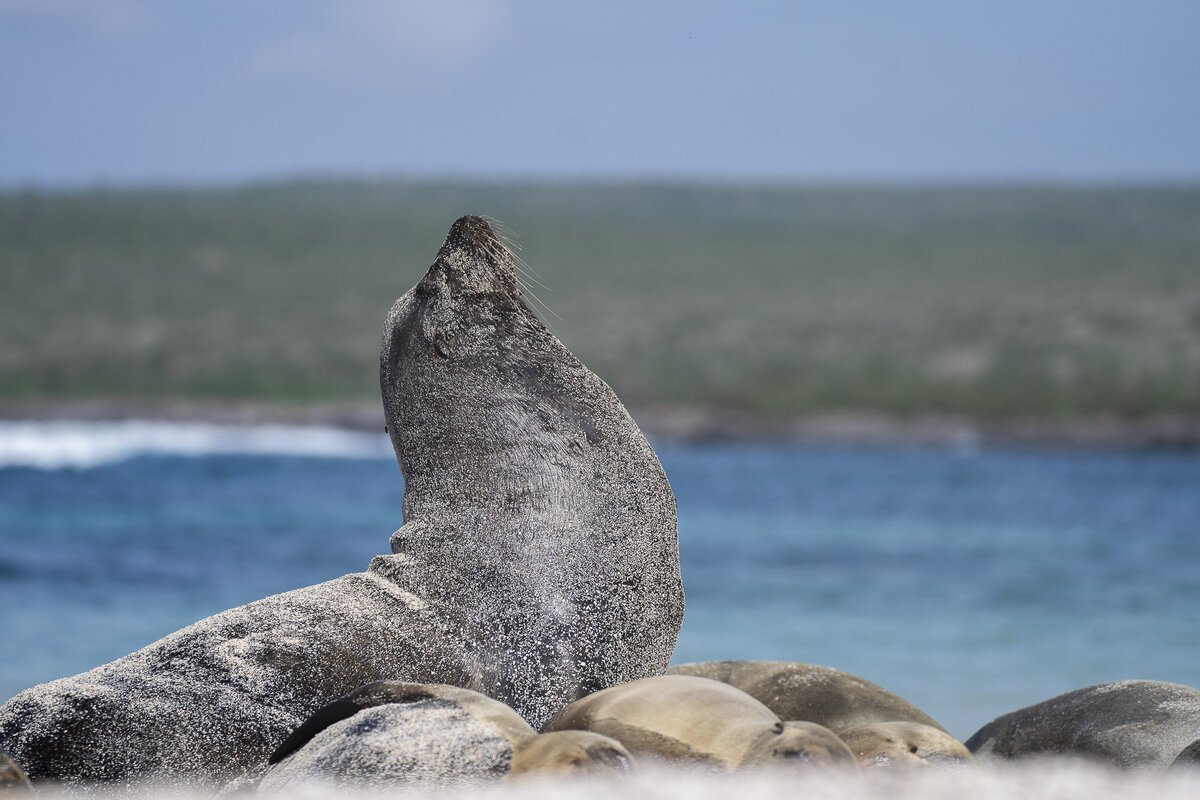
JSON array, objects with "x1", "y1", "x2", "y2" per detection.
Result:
[{"x1": 1, "y1": 424, "x2": 1198, "y2": 740}]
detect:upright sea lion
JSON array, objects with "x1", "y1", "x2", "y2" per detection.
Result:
[
  {"x1": 544, "y1": 675, "x2": 857, "y2": 771},
  {"x1": 258, "y1": 682, "x2": 631, "y2": 792},
  {"x1": 668, "y1": 660, "x2": 946, "y2": 733},
  {"x1": 0, "y1": 216, "x2": 684, "y2": 790},
  {"x1": 966, "y1": 680, "x2": 1200, "y2": 768},
  {"x1": 377, "y1": 215, "x2": 684, "y2": 726}
]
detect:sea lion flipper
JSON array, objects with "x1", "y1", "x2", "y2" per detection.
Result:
[
  {"x1": 268, "y1": 682, "x2": 441, "y2": 764},
  {"x1": 388, "y1": 520, "x2": 429, "y2": 555}
]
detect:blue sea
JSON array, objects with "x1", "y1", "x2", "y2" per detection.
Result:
[{"x1": 1, "y1": 420, "x2": 1198, "y2": 741}]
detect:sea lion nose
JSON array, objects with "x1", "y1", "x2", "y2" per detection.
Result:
[{"x1": 445, "y1": 215, "x2": 499, "y2": 251}]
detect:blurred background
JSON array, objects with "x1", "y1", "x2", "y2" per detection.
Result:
[{"x1": 2, "y1": 1, "x2": 1199, "y2": 741}]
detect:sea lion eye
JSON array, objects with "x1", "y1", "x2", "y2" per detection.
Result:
[{"x1": 433, "y1": 331, "x2": 451, "y2": 358}]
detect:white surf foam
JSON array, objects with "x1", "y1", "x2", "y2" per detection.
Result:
[
  {"x1": 21, "y1": 761, "x2": 1200, "y2": 800},
  {"x1": 0, "y1": 420, "x2": 393, "y2": 470}
]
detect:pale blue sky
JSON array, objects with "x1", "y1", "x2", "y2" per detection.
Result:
[{"x1": 2, "y1": 0, "x2": 1198, "y2": 186}]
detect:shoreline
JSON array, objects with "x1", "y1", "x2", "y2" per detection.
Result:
[{"x1": 2, "y1": 399, "x2": 1199, "y2": 450}]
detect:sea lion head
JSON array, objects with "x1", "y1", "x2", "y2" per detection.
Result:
[
  {"x1": 393, "y1": 215, "x2": 524, "y2": 372},
  {"x1": 740, "y1": 721, "x2": 858, "y2": 770},
  {"x1": 838, "y1": 721, "x2": 972, "y2": 769},
  {"x1": 380, "y1": 215, "x2": 617, "y2": 523},
  {"x1": 0, "y1": 751, "x2": 31, "y2": 793},
  {"x1": 509, "y1": 731, "x2": 634, "y2": 778}
]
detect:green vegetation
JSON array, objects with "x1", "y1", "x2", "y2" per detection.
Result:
[{"x1": 2, "y1": 180, "x2": 1198, "y2": 419}]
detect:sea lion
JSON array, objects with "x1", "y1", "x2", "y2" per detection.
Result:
[
  {"x1": 544, "y1": 675, "x2": 857, "y2": 771},
  {"x1": 0, "y1": 216, "x2": 684, "y2": 790},
  {"x1": 508, "y1": 731, "x2": 633, "y2": 777},
  {"x1": 966, "y1": 680, "x2": 1200, "y2": 768},
  {"x1": 258, "y1": 682, "x2": 631, "y2": 791},
  {"x1": 838, "y1": 721, "x2": 972, "y2": 768},
  {"x1": 377, "y1": 215, "x2": 684, "y2": 726},
  {"x1": 668, "y1": 660, "x2": 946, "y2": 733},
  {"x1": 0, "y1": 751, "x2": 30, "y2": 793}
]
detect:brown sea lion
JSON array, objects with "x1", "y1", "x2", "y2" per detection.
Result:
[
  {"x1": 838, "y1": 721, "x2": 972, "y2": 768},
  {"x1": 0, "y1": 751, "x2": 31, "y2": 793},
  {"x1": 0, "y1": 217, "x2": 683, "y2": 790},
  {"x1": 508, "y1": 730, "x2": 633, "y2": 777},
  {"x1": 544, "y1": 675, "x2": 857, "y2": 771},
  {"x1": 668, "y1": 660, "x2": 946, "y2": 733}
]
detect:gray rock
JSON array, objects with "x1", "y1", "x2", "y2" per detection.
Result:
[
  {"x1": 966, "y1": 680, "x2": 1200, "y2": 767},
  {"x1": 257, "y1": 682, "x2": 631, "y2": 791},
  {"x1": 668, "y1": 661, "x2": 945, "y2": 733},
  {"x1": 0, "y1": 216, "x2": 683, "y2": 790}
]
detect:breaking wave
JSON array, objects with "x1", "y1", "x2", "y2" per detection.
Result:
[{"x1": 0, "y1": 420, "x2": 393, "y2": 470}]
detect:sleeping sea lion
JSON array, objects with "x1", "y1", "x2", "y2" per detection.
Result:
[
  {"x1": 544, "y1": 675, "x2": 856, "y2": 771},
  {"x1": 0, "y1": 216, "x2": 684, "y2": 790},
  {"x1": 258, "y1": 682, "x2": 631, "y2": 791},
  {"x1": 838, "y1": 721, "x2": 972, "y2": 768},
  {"x1": 668, "y1": 660, "x2": 945, "y2": 733},
  {"x1": 966, "y1": 680, "x2": 1200, "y2": 768}
]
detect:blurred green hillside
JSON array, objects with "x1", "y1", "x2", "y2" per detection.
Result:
[{"x1": 2, "y1": 181, "x2": 1198, "y2": 419}]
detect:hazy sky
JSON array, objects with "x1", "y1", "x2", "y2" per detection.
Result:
[{"x1": 2, "y1": 1, "x2": 1198, "y2": 186}]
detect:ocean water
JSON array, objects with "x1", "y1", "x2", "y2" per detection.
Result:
[{"x1": 1, "y1": 421, "x2": 1198, "y2": 741}]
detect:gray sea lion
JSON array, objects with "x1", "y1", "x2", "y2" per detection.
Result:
[
  {"x1": 668, "y1": 660, "x2": 945, "y2": 733},
  {"x1": 377, "y1": 214, "x2": 684, "y2": 727},
  {"x1": 0, "y1": 751, "x2": 31, "y2": 793},
  {"x1": 544, "y1": 675, "x2": 857, "y2": 771},
  {"x1": 966, "y1": 680, "x2": 1200, "y2": 768},
  {"x1": 259, "y1": 682, "x2": 631, "y2": 792},
  {"x1": 0, "y1": 216, "x2": 684, "y2": 790},
  {"x1": 838, "y1": 721, "x2": 972, "y2": 768}
]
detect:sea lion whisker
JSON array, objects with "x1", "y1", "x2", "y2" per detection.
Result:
[
  {"x1": 512, "y1": 260, "x2": 554, "y2": 293},
  {"x1": 521, "y1": 281, "x2": 564, "y2": 324},
  {"x1": 510, "y1": 249, "x2": 549, "y2": 282}
]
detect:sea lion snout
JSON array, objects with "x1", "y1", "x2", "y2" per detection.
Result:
[
  {"x1": 428, "y1": 215, "x2": 519, "y2": 296},
  {"x1": 444, "y1": 215, "x2": 500, "y2": 250}
]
